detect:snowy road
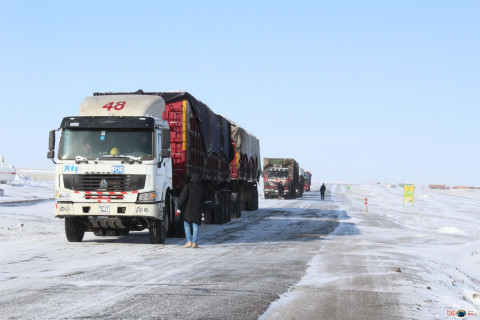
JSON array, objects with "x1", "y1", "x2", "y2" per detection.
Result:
[
  {"x1": 0, "y1": 189, "x2": 350, "y2": 320},
  {"x1": 1, "y1": 178, "x2": 479, "y2": 319}
]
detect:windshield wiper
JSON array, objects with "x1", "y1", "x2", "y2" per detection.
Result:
[
  {"x1": 75, "y1": 156, "x2": 89, "y2": 164},
  {"x1": 97, "y1": 155, "x2": 142, "y2": 164}
]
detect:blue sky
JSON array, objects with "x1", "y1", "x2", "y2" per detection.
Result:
[{"x1": 1, "y1": 1, "x2": 479, "y2": 187}]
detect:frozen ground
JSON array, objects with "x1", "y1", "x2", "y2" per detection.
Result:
[
  {"x1": 0, "y1": 173, "x2": 479, "y2": 319},
  {"x1": 262, "y1": 183, "x2": 480, "y2": 319}
]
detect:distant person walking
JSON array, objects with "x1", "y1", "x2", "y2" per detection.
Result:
[
  {"x1": 320, "y1": 183, "x2": 326, "y2": 200},
  {"x1": 177, "y1": 173, "x2": 206, "y2": 248}
]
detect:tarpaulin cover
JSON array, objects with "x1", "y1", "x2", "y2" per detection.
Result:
[
  {"x1": 230, "y1": 121, "x2": 261, "y2": 174},
  {"x1": 155, "y1": 92, "x2": 233, "y2": 162}
]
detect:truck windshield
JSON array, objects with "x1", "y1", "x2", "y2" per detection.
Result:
[
  {"x1": 267, "y1": 171, "x2": 288, "y2": 180},
  {"x1": 58, "y1": 129, "x2": 154, "y2": 161}
]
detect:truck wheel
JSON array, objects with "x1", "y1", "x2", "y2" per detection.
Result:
[
  {"x1": 65, "y1": 217, "x2": 85, "y2": 242},
  {"x1": 246, "y1": 188, "x2": 259, "y2": 211},
  {"x1": 251, "y1": 188, "x2": 259, "y2": 210},
  {"x1": 224, "y1": 192, "x2": 232, "y2": 223},
  {"x1": 230, "y1": 193, "x2": 237, "y2": 219},
  {"x1": 149, "y1": 217, "x2": 167, "y2": 244},
  {"x1": 231, "y1": 193, "x2": 242, "y2": 218},
  {"x1": 214, "y1": 193, "x2": 225, "y2": 224}
]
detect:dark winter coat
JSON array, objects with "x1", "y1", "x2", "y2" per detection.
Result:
[
  {"x1": 320, "y1": 184, "x2": 326, "y2": 194},
  {"x1": 177, "y1": 173, "x2": 206, "y2": 225}
]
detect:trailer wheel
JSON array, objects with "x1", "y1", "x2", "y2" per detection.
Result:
[
  {"x1": 149, "y1": 216, "x2": 167, "y2": 244},
  {"x1": 214, "y1": 193, "x2": 225, "y2": 224},
  {"x1": 237, "y1": 192, "x2": 243, "y2": 218},
  {"x1": 231, "y1": 193, "x2": 242, "y2": 218},
  {"x1": 246, "y1": 187, "x2": 259, "y2": 211},
  {"x1": 225, "y1": 192, "x2": 232, "y2": 223},
  {"x1": 65, "y1": 217, "x2": 85, "y2": 242},
  {"x1": 251, "y1": 187, "x2": 259, "y2": 210}
]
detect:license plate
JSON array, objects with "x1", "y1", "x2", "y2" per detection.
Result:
[{"x1": 99, "y1": 205, "x2": 110, "y2": 214}]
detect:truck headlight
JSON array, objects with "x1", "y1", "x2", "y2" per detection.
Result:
[{"x1": 138, "y1": 192, "x2": 156, "y2": 202}]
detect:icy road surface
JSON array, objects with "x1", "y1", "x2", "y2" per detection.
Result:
[
  {"x1": 0, "y1": 188, "x2": 348, "y2": 319},
  {"x1": 1, "y1": 177, "x2": 479, "y2": 319}
]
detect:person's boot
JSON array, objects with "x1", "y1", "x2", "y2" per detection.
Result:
[
  {"x1": 192, "y1": 243, "x2": 199, "y2": 248},
  {"x1": 184, "y1": 241, "x2": 192, "y2": 247}
]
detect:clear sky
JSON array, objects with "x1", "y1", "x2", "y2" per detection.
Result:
[{"x1": 1, "y1": 1, "x2": 479, "y2": 187}]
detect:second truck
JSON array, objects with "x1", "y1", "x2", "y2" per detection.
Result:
[{"x1": 263, "y1": 158, "x2": 302, "y2": 199}]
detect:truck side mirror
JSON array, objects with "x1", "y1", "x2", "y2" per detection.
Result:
[
  {"x1": 158, "y1": 128, "x2": 171, "y2": 167},
  {"x1": 161, "y1": 128, "x2": 170, "y2": 152},
  {"x1": 47, "y1": 130, "x2": 56, "y2": 160},
  {"x1": 160, "y1": 128, "x2": 171, "y2": 158}
]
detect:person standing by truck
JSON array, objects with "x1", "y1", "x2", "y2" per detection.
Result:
[
  {"x1": 320, "y1": 183, "x2": 326, "y2": 200},
  {"x1": 176, "y1": 173, "x2": 206, "y2": 248}
]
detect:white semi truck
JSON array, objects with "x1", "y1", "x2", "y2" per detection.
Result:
[{"x1": 48, "y1": 90, "x2": 261, "y2": 244}]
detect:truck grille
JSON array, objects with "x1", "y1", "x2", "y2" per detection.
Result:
[{"x1": 63, "y1": 174, "x2": 146, "y2": 192}]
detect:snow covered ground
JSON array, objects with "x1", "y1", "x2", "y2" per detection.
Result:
[
  {"x1": 0, "y1": 173, "x2": 479, "y2": 319},
  {"x1": 262, "y1": 183, "x2": 480, "y2": 319}
]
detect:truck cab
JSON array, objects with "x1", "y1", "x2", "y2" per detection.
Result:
[
  {"x1": 264, "y1": 166, "x2": 291, "y2": 199},
  {"x1": 48, "y1": 94, "x2": 174, "y2": 244}
]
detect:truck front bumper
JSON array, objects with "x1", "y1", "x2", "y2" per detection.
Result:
[{"x1": 55, "y1": 202, "x2": 163, "y2": 219}]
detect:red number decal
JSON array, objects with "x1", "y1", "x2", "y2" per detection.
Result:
[
  {"x1": 102, "y1": 102, "x2": 114, "y2": 111},
  {"x1": 114, "y1": 101, "x2": 126, "y2": 110},
  {"x1": 102, "y1": 101, "x2": 126, "y2": 111}
]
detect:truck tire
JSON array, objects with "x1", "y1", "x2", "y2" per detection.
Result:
[
  {"x1": 251, "y1": 188, "x2": 259, "y2": 210},
  {"x1": 225, "y1": 192, "x2": 232, "y2": 222},
  {"x1": 149, "y1": 217, "x2": 167, "y2": 244},
  {"x1": 231, "y1": 193, "x2": 242, "y2": 218},
  {"x1": 246, "y1": 188, "x2": 259, "y2": 211},
  {"x1": 214, "y1": 192, "x2": 225, "y2": 224},
  {"x1": 65, "y1": 217, "x2": 85, "y2": 242}
]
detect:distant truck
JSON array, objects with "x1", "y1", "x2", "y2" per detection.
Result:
[
  {"x1": 304, "y1": 171, "x2": 312, "y2": 191},
  {"x1": 297, "y1": 167, "x2": 305, "y2": 198},
  {"x1": 263, "y1": 158, "x2": 300, "y2": 199},
  {"x1": 48, "y1": 90, "x2": 261, "y2": 244},
  {"x1": 0, "y1": 156, "x2": 16, "y2": 184}
]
